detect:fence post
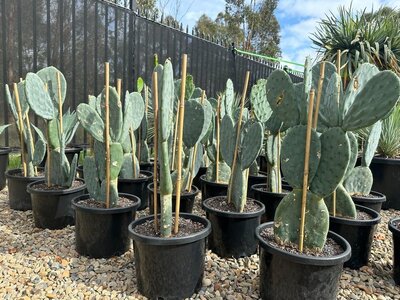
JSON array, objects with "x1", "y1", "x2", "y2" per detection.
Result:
[{"x1": 231, "y1": 42, "x2": 237, "y2": 89}]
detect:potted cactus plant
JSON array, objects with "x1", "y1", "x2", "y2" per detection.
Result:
[
  {"x1": 129, "y1": 56, "x2": 211, "y2": 299},
  {"x1": 389, "y1": 217, "x2": 400, "y2": 285},
  {"x1": 4, "y1": 78, "x2": 46, "y2": 210},
  {"x1": 23, "y1": 67, "x2": 85, "y2": 229},
  {"x1": 0, "y1": 124, "x2": 11, "y2": 191},
  {"x1": 72, "y1": 64, "x2": 141, "y2": 258},
  {"x1": 202, "y1": 72, "x2": 266, "y2": 258}
]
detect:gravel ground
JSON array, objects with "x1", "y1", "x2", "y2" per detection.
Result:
[{"x1": 0, "y1": 187, "x2": 399, "y2": 300}]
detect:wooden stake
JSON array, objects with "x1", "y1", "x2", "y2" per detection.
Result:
[
  {"x1": 25, "y1": 112, "x2": 38, "y2": 176},
  {"x1": 187, "y1": 90, "x2": 206, "y2": 190},
  {"x1": 215, "y1": 96, "x2": 221, "y2": 183},
  {"x1": 298, "y1": 89, "x2": 315, "y2": 253},
  {"x1": 116, "y1": 78, "x2": 122, "y2": 98},
  {"x1": 57, "y1": 72, "x2": 63, "y2": 135},
  {"x1": 13, "y1": 83, "x2": 27, "y2": 177},
  {"x1": 227, "y1": 71, "x2": 250, "y2": 204},
  {"x1": 105, "y1": 62, "x2": 111, "y2": 208},
  {"x1": 44, "y1": 83, "x2": 51, "y2": 186},
  {"x1": 277, "y1": 131, "x2": 282, "y2": 193},
  {"x1": 152, "y1": 71, "x2": 159, "y2": 230},
  {"x1": 312, "y1": 62, "x2": 325, "y2": 129},
  {"x1": 174, "y1": 54, "x2": 188, "y2": 234}
]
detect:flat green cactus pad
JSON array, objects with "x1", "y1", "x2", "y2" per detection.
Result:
[
  {"x1": 343, "y1": 166, "x2": 373, "y2": 196},
  {"x1": 324, "y1": 184, "x2": 356, "y2": 218}
]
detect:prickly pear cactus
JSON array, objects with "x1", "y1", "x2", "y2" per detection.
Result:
[{"x1": 25, "y1": 67, "x2": 79, "y2": 187}]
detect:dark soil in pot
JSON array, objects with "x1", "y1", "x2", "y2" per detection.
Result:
[
  {"x1": 129, "y1": 213, "x2": 211, "y2": 299},
  {"x1": 6, "y1": 168, "x2": 45, "y2": 211},
  {"x1": 72, "y1": 193, "x2": 140, "y2": 258},
  {"x1": 389, "y1": 217, "x2": 400, "y2": 285},
  {"x1": 203, "y1": 196, "x2": 265, "y2": 258},
  {"x1": 256, "y1": 222, "x2": 351, "y2": 300},
  {"x1": 369, "y1": 156, "x2": 400, "y2": 210},
  {"x1": 200, "y1": 174, "x2": 228, "y2": 203},
  {"x1": 329, "y1": 204, "x2": 381, "y2": 269},
  {"x1": 148, "y1": 182, "x2": 199, "y2": 214},
  {"x1": 0, "y1": 148, "x2": 11, "y2": 191},
  {"x1": 247, "y1": 172, "x2": 267, "y2": 198},
  {"x1": 193, "y1": 166, "x2": 207, "y2": 190},
  {"x1": 27, "y1": 178, "x2": 86, "y2": 229},
  {"x1": 250, "y1": 183, "x2": 292, "y2": 223},
  {"x1": 117, "y1": 170, "x2": 153, "y2": 210},
  {"x1": 39, "y1": 146, "x2": 82, "y2": 168},
  {"x1": 351, "y1": 191, "x2": 386, "y2": 213}
]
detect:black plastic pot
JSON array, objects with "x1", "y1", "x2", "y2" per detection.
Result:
[
  {"x1": 369, "y1": 156, "x2": 400, "y2": 210},
  {"x1": 247, "y1": 171, "x2": 267, "y2": 197},
  {"x1": 6, "y1": 168, "x2": 45, "y2": 211},
  {"x1": 389, "y1": 217, "x2": 400, "y2": 285},
  {"x1": 0, "y1": 148, "x2": 11, "y2": 191},
  {"x1": 72, "y1": 193, "x2": 140, "y2": 258},
  {"x1": 200, "y1": 174, "x2": 228, "y2": 203},
  {"x1": 39, "y1": 146, "x2": 82, "y2": 168},
  {"x1": 76, "y1": 165, "x2": 84, "y2": 179},
  {"x1": 351, "y1": 191, "x2": 386, "y2": 213},
  {"x1": 257, "y1": 155, "x2": 268, "y2": 173},
  {"x1": 148, "y1": 182, "x2": 199, "y2": 214},
  {"x1": 129, "y1": 213, "x2": 211, "y2": 299},
  {"x1": 117, "y1": 171, "x2": 153, "y2": 210},
  {"x1": 250, "y1": 183, "x2": 290, "y2": 223},
  {"x1": 193, "y1": 166, "x2": 207, "y2": 190},
  {"x1": 256, "y1": 222, "x2": 351, "y2": 300},
  {"x1": 203, "y1": 197, "x2": 265, "y2": 258},
  {"x1": 140, "y1": 161, "x2": 154, "y2": 172},
  {"x1": 27, "y1": 178, "x2": 86, "y2": 229},
  {"x1": 329, "y1": 204, "x2": 381, "y2": 269}
]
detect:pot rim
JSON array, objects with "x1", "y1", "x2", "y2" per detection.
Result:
[
  {"x1": 27, "y1": 178, "x2": 86, "y2": 196},
  {"x1": 0, "y1": 147, "x2": 12, "y2": 155},
  {"x1": 250, "y1": 183, "x2": 290, "y2": 197},
  {"x1": 351, "y1": 191, "x2": 386, "y2": 203},
  {"x1": 256, "y1": 222, "x2": 352, "y2": 266},
  {"x1": 128, "y1": 213, "x2": 211, "y2": 245},
  {"x1": 202, "y1": 196, "x2": 265, "y2": 218},
  {"x1": 72, "y1": 193, "x2": 141, "y2": 214},
  {"x1": 5, "y1": 168, "x2": 45, "y2": 181},
  {"x1": 248, "y1": 171, "x2": 267, "y2": 178},
  {"x1": 199, "y1": 174, "x2": 228, "y2": 187},
  {"x1": 389, "y1": 217, "x2": 400, "y2": 238},
  {"x1": 147, "y1": 181, "x2": 200, "y2": 197},
  {"x1": 329, "y1": 205, "x2": 381, "y2": 226},
  {"x1": 65, "y1": 146, "x2": 83, "y2": 153},
  {"x1": 372, "y1": 155, "x2": 400, "y2": 165},
  {"x1": 118, "y1": 170, "x2": 154, "y2": 183}
]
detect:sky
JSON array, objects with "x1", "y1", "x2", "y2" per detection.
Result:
[{"x1": 170, "y1": 0, "x2": 399, "y2": 71}]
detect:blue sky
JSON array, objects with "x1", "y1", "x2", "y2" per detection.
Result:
[{"x1": 166, "y1": 0, "x2": 399, "y2": 70}]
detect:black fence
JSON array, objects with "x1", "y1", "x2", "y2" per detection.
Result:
[{"x1": 0, "y1": 0, "x2": 302, "y2": 146}]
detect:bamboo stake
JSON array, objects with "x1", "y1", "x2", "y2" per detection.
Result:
[
  {"x1": 187, "y1": 90, "x2": 206, "y2": 190},
  {"x1": 13, "y1": 83, "x2": 27, "y2": 177},
  {"x1": 116, "y1": 78, "x2": 122, "y2": 98},
  {"x1": 25, "y1": 112, "x2": 38, "y2": 176},
  {"x1": 277, "y1": 131, "x2": 281, "y2": 193},
  {"x1": 44, "y1": 83, "x2": 51, "y2": 186},
  {"x1": 174, "y1": 54, "x2": 188, "y2": 234},
  {"x1": 227, "y1": 71, "x2": 250, "y2": 204},
  {"x1": 57, "y1": 72, "x2": 63, "y2": 135},
  {"x1": 152, "y1": 71, "x2": 159, "y2": 230},
  {"x1": 215, "y1": 96, "x2": 221, "y2": 183},
  {"x1": 312, "y1": 62, "x2": 325, "y2": 129},
  {"x1": 298, "y1": 89, "x2": 315, "y2": 253},
  {"x1": 105, "y1": 63, "x2": 111, "y2": 209}
]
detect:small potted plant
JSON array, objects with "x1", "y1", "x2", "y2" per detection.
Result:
[
  {"x1": 72, "y1": 63, "x2": 141, "y2": 258},
  {"x1": 0, "y1": 124, "x2": 11, "y2": 191},
  {"x1": 203, "y1": 72, "x2": 266, "y2": 258},
  {"x1": 129, "y1": 56, "x2": 211, "y2": 299},
  {"x1": 24, "y1": 66, "x2": 86, "y2": 229},
  {"x1": 389, "y1": 217, "x2": 400, "y2": 285},
  {"x1": 5, "y1": 78, "x2": 46, "y2": 210}
]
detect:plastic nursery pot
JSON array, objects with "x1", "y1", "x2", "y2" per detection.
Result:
[
  {"x1": 203, "y1": 196, "x2": 265, "y2": 258},
  {"x1": 5, "y1": 168, "x2": 45, "y2": 211},
  {"x1": 329, "y1": 204, "x2": 381, "y2": 269},
  {"x1": 255, "y1": 222, "x2": 351, "y2": 300},
  {"x1": 250, "y1": 183, "x2": 291, "y2": 223},
  {"x1": 351, "y1": 191, "x2": 386, "y2": 213},
  {"x1": 76, "y1": 165, "x2": 84, "y2": 179},
  {"x1": 39, "y1": 146, "x2": 82, "y2": 168},
  {"x1": 389, "y1": 217, "x2": 400, "y2": 285},
  {"x1": 369, "y1": 156, "x2": 400, "y2": 210},
  {"x1": 72, "y1": 193, "x2": 140, "y2": 258},
  {"x1": 128, "y1": 213, "x2": 211, "y2": 299},
  {"x1": 148, "y1": 182, "x2": 199, "y2": 214},
  {"x1": 27, "y1": 178, "x2": 86, "y2": 229},
  {"x1": 247, "y1": 171, "x2": 267, "y2": 198},
  {"x1": 117, "y1": 170, "x2": 153, "y2": 211},
  {"x1": 0, "y1": 147, "x2": 11, "y2": 191},
  {"x1": 257, "y1": 155, "x2": 268, "y2": 173},
  {"x1": 200, "y1": 174, "x2": 228, "y2": 203},
  {"x1": 193, "y1": 166, "x2": 207, "y2": 190}
]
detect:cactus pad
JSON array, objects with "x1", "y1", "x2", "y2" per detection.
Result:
[
  {"x1": 362, "y1": 121, "x2": 382, "y2": 167},
  {"x1": 25, "y1": 73, "x2": 55, "y2": 120},
  {"x1": 324, "y1": 184, "x2": 356, "y2": 218},
  {"x1": 77, "y1": 103, "x2": 105, "y2": 143},
  {"x1": 239, "y1": 120, "x2": 263, "y2": 170},
  {"x1": 343, "y1": 166, "x2": 373, "y2": 196},
  {"x1": 220, "y1": 114, "x2": 235, "y2": 167}
]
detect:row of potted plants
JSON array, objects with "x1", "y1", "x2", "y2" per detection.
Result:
[{"x1": 0, "y1": 54, "x2": 399, "y2": 299}]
